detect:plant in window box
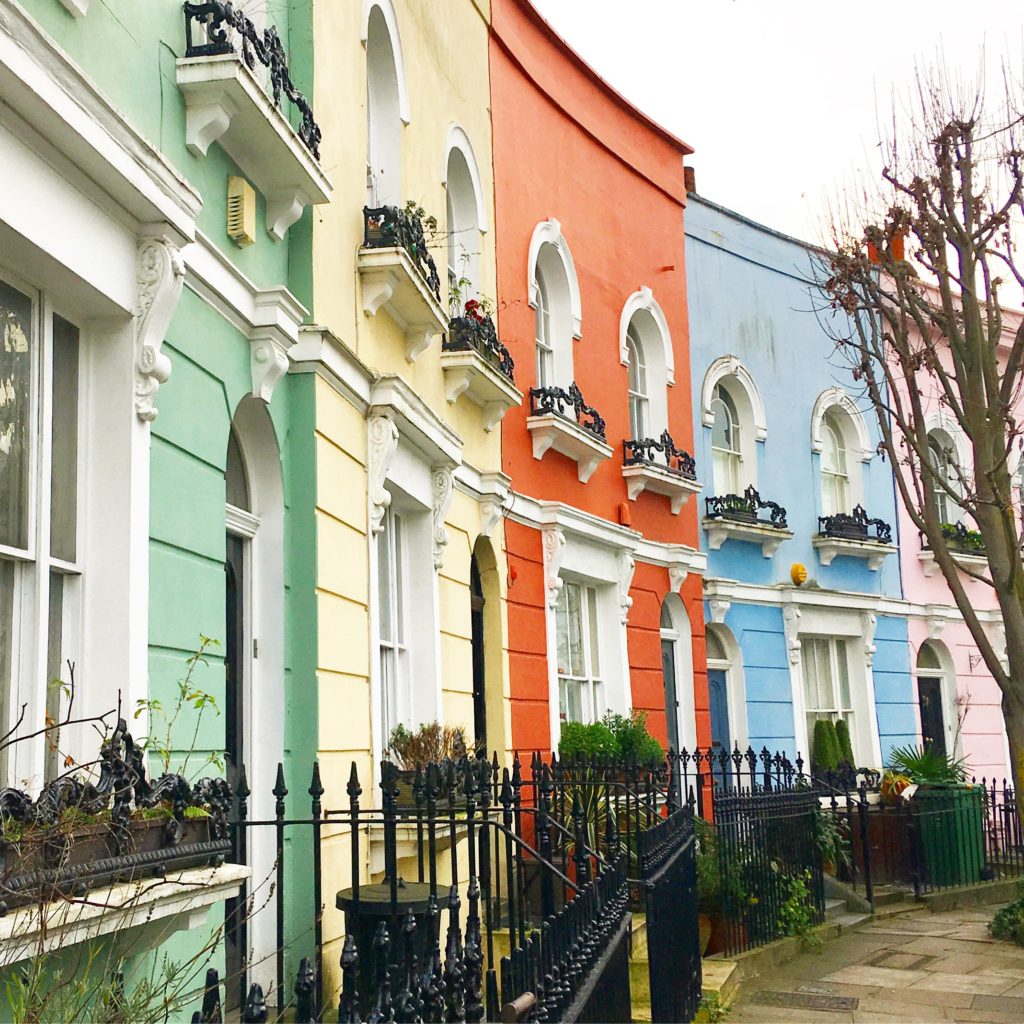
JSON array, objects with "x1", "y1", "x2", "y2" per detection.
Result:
[
  {"x1": 0, "y1": 640, "x2": 232, "y2": 913},
  {"x1": 940, "y1": 521, "x2": 985, "y2": 554},
  {"x1": 384, "y1": 722, "x2": 470, "y2": 811}
]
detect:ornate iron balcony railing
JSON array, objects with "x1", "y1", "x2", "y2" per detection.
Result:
[
  {"x1": 530, "y1": 382, "x2": 607, "y2": 440},
  {"x1": 818, "y1": 504, "x2": 892, "y2": 544},
  {"x1": 921, "y1": 521, "x2": 986, "y2": 555},
  {"x1": 443, "y1": 310, "x2": 515, "y2": 383},
  {"x1": 706, "y1": 485, "x2": 788, "y2": 528},
  {"x1": 183, "y1": 2, "x2": 322, "y2": 159},
  {"x1": 623, "y1": 431, "x2": 696, "y2": 479},
  {"x1": 363, "y1": 205, "x2": 442, "y2": 301}
]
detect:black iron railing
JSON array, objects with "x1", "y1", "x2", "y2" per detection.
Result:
[
  {"x1": 0, "y1": 719, "x2": 232, "y2": 915},
  {"x1": 362, "y1": 205, "x2": 442, "y2": 301},
  {"x1": 623, "y1": 431, "x2": 697, "y2": 480},
  {"x1": 920, "y1": 521, "x2": 986, "y2": 555},
  {"x1": 818, "y1": 504, "x2": 892, "y2": 544},
  {"x1": 705, "y1": 486, "x2": 787, "y2": 528},
  {"x1": 444, "y1": 312, "x2": 515, "y2": 383},
  {"x1": 529, "y1": 383, "x2": 607, "y2": 441},
  {"x1": 183, "y1": 2, "x2": 321, "y2": 159}
]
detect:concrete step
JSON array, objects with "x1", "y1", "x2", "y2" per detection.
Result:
[
  {"x1": 824, "y1": 898, "x2": 846, "y2": 921},
  {"x1": 630, "y1": 912, "x2": 648, "y2": 958},
  {"x1": 872, "y1": 885, "x2": 910, "y2": 906},
  {"x1": 701, "y1": 957, "x2": 740, "y2": 1007},
  {"x1": 834, "y1": 911, "x2": 872, "y2": 930}
]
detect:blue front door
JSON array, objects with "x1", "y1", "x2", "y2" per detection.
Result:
[{"x1": 708, "y1": 668, "x2": 731, "y2": 759}]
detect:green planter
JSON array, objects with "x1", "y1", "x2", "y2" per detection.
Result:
[{"x1": 913, "y1": 784, "x2": 985, "y2": 888}]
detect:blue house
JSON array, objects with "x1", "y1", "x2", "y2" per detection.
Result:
[{"x1": 685, "y1": 195, "x2": 916, "y2": 769}]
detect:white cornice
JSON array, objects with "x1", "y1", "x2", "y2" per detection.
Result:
[
  {"x1": 0, "y1": 0, "x2": 200, "y2": 243},
  {"x1": 369, "y1": 374, "x2": 462, "y2": 468},
  {"x1": 291, "y1": 325, "x2": 373, "y2": 411}
]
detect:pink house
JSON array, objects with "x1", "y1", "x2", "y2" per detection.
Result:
[{"x1": 896, "y1": 305, "x2": 1017, "y2": 782}]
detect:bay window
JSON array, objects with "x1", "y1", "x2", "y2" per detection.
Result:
[
  {"x1": 556, "y1": 580, "x2": 602, "y2": 723},
  {"x1": 1, "y1": 273, "x2": 81, "y2": 784},
  {"x1": 801, "y1": 636, "x2": 854, "y2": 759}
]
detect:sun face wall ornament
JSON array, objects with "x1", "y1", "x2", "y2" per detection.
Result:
[{"x1": 791, "y1": 563, "x2": 808, "y2": 586}]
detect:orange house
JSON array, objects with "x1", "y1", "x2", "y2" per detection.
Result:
[{"x1": 490, "y1": 0, "x2": 710, "y2": 756}]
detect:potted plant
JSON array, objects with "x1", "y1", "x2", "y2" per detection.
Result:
[
  {"x1": 813, "y1": 804, "x2": 851, "y2": 876},
  {"x1": 694, "y1": 816, "x2": 750, "y2": 956},
  {"x1": 385, "y1": 722, "x2": 469, "y2": 810}
]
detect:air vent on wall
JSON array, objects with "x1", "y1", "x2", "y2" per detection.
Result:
[{"x1": 227, "y1": 176, "x2": 256, "y2": 248}]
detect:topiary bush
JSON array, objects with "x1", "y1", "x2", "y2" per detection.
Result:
[
  {"x1": 557, "y1": 720, "x2": 618, "y2": 760},
  {"x1": 812, "y1": 719, "x2": 841, "y2": 772},
  {"x1": 835, "y1": 718, "x2": 855, "y2": 766}
]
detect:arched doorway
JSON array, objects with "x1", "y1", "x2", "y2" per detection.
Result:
[
  {"x1": 706, "y1": 627, "x2": 731, "y2": 758},
  {"x1": 223, "y1": 397, "x2": 285, "y2": 1007},
  {"x1": 471, "y1": 536, "x2": 505, "y2": 757},
  {"x1": 917, "y1": 641, "x2": 953, "y2": 755},
  {"x1": 659, "y1": 593, "x2": 696, "y2": 753},
  {"x1": 470, "y1": 554, "x2": 486, "y2": 750}
]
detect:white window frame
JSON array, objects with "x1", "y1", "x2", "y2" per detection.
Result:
[
  {"x1": 527, "y1": 220, "x2": 581, "y2": 389},
  {"x1": 377, "y1": 504, "x2": 409, "y2": 738},
  {"x1": 1, "y1": 268, "x2": 83, "y2": 786},
  {"x1": 801, "y1": 635, "x2": 856, "y2": 760},
  {"x1": 710, "y1": 384, "x2": 743, "y2": 496},
  {"x1": 701, "y1": 358, "x2": 763, "y2": 492},
  {"x1": 926, "y1": 428, "x2": 963, "y2": 525},
  {"x1": 535, "y1": 269, "x2": 555, "y2": 388},
  {"x1": 820, "y1": 412, "x2": 850, "y2": 517},
  {"x1": 556, "y1": 579, "x2": 603, "y2": 724},
  {"x1": 626, "y1": 328, "x2": 649, "y2": 439}
]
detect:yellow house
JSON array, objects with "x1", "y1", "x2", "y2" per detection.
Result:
[{"x1": 291, "y1": 0, "x2": 516, "y2": 975}]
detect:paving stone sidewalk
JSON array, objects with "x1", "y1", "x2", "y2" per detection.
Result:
[{"x1": 727, "y1": 905, "x2": 1024, "y2": 1023}]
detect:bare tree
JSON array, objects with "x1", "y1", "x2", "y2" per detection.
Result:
[{"x1": 816, "y1": 67, "x2": 1024, "y2": 807}]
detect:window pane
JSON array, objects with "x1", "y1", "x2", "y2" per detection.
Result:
[
  {"x1": 815, "y1": 639, "x2": 833, "y2": 710},
  {"x1": 45, "y1": 571, "x2": 64, "y2": 782},
  {"x1": 0, "y1": 279, "x2": 33, "y2": 550},
  {"x1": 711, "y1": 398, "x2": 730, "y2": 450},
  {"x1": 226, "y1": 429, "x2": 250, "y2": 512},
  {"x1": 587, "y1": 587, "x2": 600, "y2": 677},
  {"x1": 836, "y1": 639, "x2": 852, "y2": 709},
  {"x1": 49, "y1": 315, "x2": 79, "y2": 562},
  {"x1": 801, "y1": 638, "x2": 819, "y2": 710},
  {"x1": 556, "y1": 582, "x2": 570, "y2": 675},
  {"x1": 0, "y1": 560, "x2": 13, "y2": 781},
  {"x1": 393, "y1": 513, "x2": 404, "y2": 643},
  {"x1": 560, "y1": 677, "x2": 583, "y2": 723},
  {"x1": 565, "y1": 582, "x2": 585, "y2": 677},
  {"x1": 377, "y1": 509, "x2": 393, "y2": 643}
]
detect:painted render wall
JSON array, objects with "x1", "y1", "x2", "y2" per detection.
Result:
[
  {"x1": 490, "y1": 0, "x2": 707, "y2": 756},
  {"x1": 686, "y1": 195, "x2": 916, "y2": 766}
]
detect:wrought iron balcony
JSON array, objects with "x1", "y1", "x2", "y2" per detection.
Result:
[
  {"x1": 706, "y1": 486, "x2": 788, "y2": 528},
  {"x1": 813, "y1": 504, "x2": 893, "y2": 570},
  {"x1": 621, "y1": 431, "x2": 700, "y2": 513},
  {"x1": 527, "y1": 383, "x2": 612, "y2": 482},
  {"x1": 183, "y1": 2, "x2": 321, "y2": 159},
  {"x1": 623, "y1": 431, "x2": 697, "y2": 480},
  {"x1": 918, "y1": 522, "x2": 988, "y2": 577},
  {"x1": 530, "y1": 382, "x2": 607, "y2": 440},
  {"x1": 443, "y1": 310, "x2": 514, "y2": 383},
  {"x1": 363, "y1": 205, "x2": 442, "y2": 301},
  {"x1": 703, "y1": 486, "x2": 792, "y2": 556},
  {"x1": 818, "y1": 505, "x2": 892, "y2": 544}
]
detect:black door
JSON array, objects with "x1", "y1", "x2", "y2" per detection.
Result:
[
  {"x1": 661, "y1": 637, "x2": 680, "y2": 753},
  {"x1": 470, "y1": 556, "x2": 486, "y2": 752},
  {"x1": 225, "y1": 535, "x2": 247, "y2": 1008},
  {"x1": 918, "y1": 676, "x2": 947, "y2": 756}
]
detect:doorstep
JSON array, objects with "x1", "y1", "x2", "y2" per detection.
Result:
[{"x1": 0, "y1": 863, "x2": 250, "y2": 964}]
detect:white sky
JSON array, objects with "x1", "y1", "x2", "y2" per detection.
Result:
[{"x1": 531, "y1": 0, "x2": 1024, "y2": 245}]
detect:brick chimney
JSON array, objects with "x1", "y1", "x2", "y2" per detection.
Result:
[{"x1": 684, "y1": 165, "x2": 696, "y2": 194}]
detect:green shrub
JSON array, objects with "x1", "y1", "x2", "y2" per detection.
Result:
[
  {"x1": 812, "y1": 719, "x2": 840, "y2": 772},
  {"x1": 558, "y1": 720, "x2": 618, "y2": 760},
  {"x1": 602, "y1": 710, "x2": 665, "y2": 766},
  {"x1": 835, "y1": 718, "x2": 855, "y2": 766},
  {"x1": 990, "y1": 881, "x2": 1024, "y2": 946}
]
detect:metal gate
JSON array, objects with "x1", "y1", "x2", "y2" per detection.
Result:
[{"x1": 638, "y1": 805, "x2": 702, "y2": 1023}]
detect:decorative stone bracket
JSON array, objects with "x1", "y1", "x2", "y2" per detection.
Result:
[
  {"x1": 368, "y1": 415, "x2": 400, "y2": 536},
  {"x1": 617, "y1": 552, "x2": 635, "y2": 625},
  {"x1": 248, "y1": 287, "x2": 305, "y2": 402},
  {"x1": 542, "y1": 528, "x2": 566, "y2": 609},
  {"x1": 861, "y1": 611, "x2": 878, "y2": 668},
  {"x1": 708, "y1": 597, "x2": 730, "y2": 625},
  {"x1": 432, "y1": 467, "x2": 455, "y2": 570},
  {"x1": 782, "y1": 604, "x2": 802, "y2": 665},
  {"x1": 58, "y1": 0, "x2": 90, "y2": 15},
  {"x1": 134, "y1": 234, "x2": 185, "y2": 422},
  {"x1": 478, "y1": 472, "x2": 511, "y2": 539}
]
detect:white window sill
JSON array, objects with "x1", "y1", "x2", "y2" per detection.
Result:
[
  {"x1": 176, "y1": 54, "x2": 332, "y2": 240},
  {"x1": 527, "y1": 414, "x2": 613, "y2": 483},
  {"x1": 0, "y1": 863, "x2": 250, "y2": 965},
  {"x1": 813, "y1": 534, "x2": 894, "y2": 571},
  {"x1": 623, "y1": 463, "x2": 701, "y2": 514},
  {"x1": 58, "y1": 0, "x2": 89, "y2": 14},
  {"x1": 703, "y1": 516, "x2": 793, "y2": 557},
  {"x1": 358, "y1": 247, "x2": 449, "y2": 362},
  {"x1": 441, "y1": 349, "x2": 522, "y2": 431},
  {"x1": 918, "y1": 549, "x2": 988, "y2": 578}
]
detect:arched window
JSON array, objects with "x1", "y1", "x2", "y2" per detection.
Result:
[
  {"x1": 444, "y1": 130, "x2": 486, "y2": 311},
  {"x1": 528, "y1": 220, "x2": 581, "y2": 389},
  {"x1": 927, "y1": 429, "x2": 961, "y2": 524},
  {"x1": 366, "y1": 3, "x2": 404, "y2": 207},
  {"x1": 626, "y1": 326, "x2": 648, "y2": 438},
  {"x1": 711, "y1": 384, "x2": 742, "y2": 495},
  {"x1": 820, "y1": 409, "x2": 849, "y2": 516}
]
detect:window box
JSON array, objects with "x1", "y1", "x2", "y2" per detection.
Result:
[
  {"x1": 528, "y1": 384, "x2": 612, "y2": 483},
  {"x1": 177, "y1": 5, "x2": 331, "y2": 241},
  {"x1": 441, "y1": 314, "x2": 522, "y2": 430},
  {"x1": 814, "y1": 506, "x2": 893, "y2": 570},
  {"x1": 703, "y1": 487, "x2": 792, "y2": 555},
  {"x1": 917, "y1": 549, "x2": 989, "y2": 578},
  {"x1": 622, "y1": 432, "x2": 701, "y2": 514},
  {"x1": 359, "y1": 206, "x2": 448, "y2": 361}
]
